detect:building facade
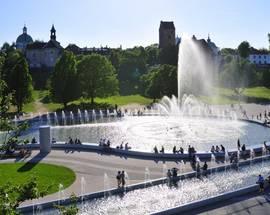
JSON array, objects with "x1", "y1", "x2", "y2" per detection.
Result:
[
  {"x1": 159, "y1": 21, "x2": 175, "y2": 48},
  {"x1": 248, "y1": 48, "x2": 270, "y2": 66},
  {"x1": 16, "y1": 25, "x2": 63, "y2": 69}
]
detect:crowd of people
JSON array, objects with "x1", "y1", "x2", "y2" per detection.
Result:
[
  {"x1": 116, "y1": 142, "x2": 131, "y2": 150},
  {"x1": 210, "y1": 145, "x2": 226, "y2": 153},
  {"x1": 66, "y1": 137, "x2": 82, "y2": 145},
  {"x1": 99, "y1": 138, "x2": 111, "y2": 147}
]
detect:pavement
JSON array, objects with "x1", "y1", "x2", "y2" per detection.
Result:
[
  {"x1": 194, "y1": 190, "x2": 270, "y2": 215},
  {"x1": 4, "y1": 149, "x2": 197, "y2": 206}
]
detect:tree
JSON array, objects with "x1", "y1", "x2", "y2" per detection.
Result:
[
  {"x1": 268, "y1": 33, "x2": 270, "y2": 50},
  {"x1": 0, "y1": 177, "x2": 48, "y2": 214},
  {"x1": 220, "y1": 58, "x2": 256, "y2": 99},
  {"x1": 77, "y1": 54, "x2": 119, "y2": 104},
  {"x1": 141, "y1": 64, "x2": 177, "y2": 99},
  {"x1": 8, "y1": 54, "x2": 33, "y2": 112},
  {"x1": 117, "y1": 47, "x2": 147, "y2": 95},
  {"x1": 50, "y1": 51, "x2": 80, "y2": 108},
  {"x1": 237, "y1": 41, "x2": 250, "y2": 58}
]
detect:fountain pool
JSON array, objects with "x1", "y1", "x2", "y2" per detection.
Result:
[{"x1": 27, "y1": 115, "x2": 270, "y2": 152}]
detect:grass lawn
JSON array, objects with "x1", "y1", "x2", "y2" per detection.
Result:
[
  {"x1": 200, "y1": 87, "x2": 270, "y2": 105},
  {"x1": 0, "y1": 162, "x2": 76, "y2": 195},
  {"x1": 21, "y1": 92, "x2": 152, "y2": 114},
  {"x1": 20, "y1": 87, "x2": 270, "y2": 113},
  {"x1": 76, "y1": 94, "x2": 152, "y2": 106}
]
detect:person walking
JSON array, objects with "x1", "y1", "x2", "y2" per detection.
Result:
[
  {"x1": 116, "y1": 171, "x2": 121, "y2": 187},
  {"x1": 121, "y1": 170, "x2": 126, "y2": 187},
  {"x1": 257, "y1": 174, "x2": 265, "y2": 193}
]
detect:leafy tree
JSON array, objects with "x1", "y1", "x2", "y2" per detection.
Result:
[
  {"x1": 220, "y1": 58, "x2": 256, "y2": 98},
  {"x1": 141, "y1": 64, "x2": 177, "y2": 99},
  {"x1": 237, "y1": 41, "x2": 250, "y2": 58},
  {"x1": 50, "y1": 51, "x2": 80, "y2": 108},
  {"x1": 117, "y1": 47, "x2": 147, "y2": 95},
  {"x1": 0, "y1": 177, "x2": 48, "y2": 214},
  {"x1": 77, "y1": 54, "x2": 119, "y2": 104},
  {"x1": 8, "y1": 54, "x2": 33, "y2": 112},
  {"x1": 145, "y1": 44, "x2": 159, "y2": 66},
  {"x1": 268, "y1": 33, "x2": 270, "y2": 50}
]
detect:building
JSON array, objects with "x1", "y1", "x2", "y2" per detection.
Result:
[
  {"x1": 16, "y1": 25, "x2": 63, "y2": 70},
  {"x1": 248, "y1": 47, "x2": 270, "y2": 66},
  {"x1": 159, "y1": 21, "x2": 175, "y2": 48},
  {"x1": 65, "y1": 44, "x2": 111, "y2": 56},
  {"x1": 16, "y1": 25, "x2": 33, "y2": 52}
]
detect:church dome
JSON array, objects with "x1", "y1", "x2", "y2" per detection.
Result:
[
  {"x1": 16, "y1": 33, "x2": 33, "y2": 44},
  {"x1": 16, "y1": 26, "x2": 33, "y2": 51}
]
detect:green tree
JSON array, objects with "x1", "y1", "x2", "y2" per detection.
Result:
[
  {"x1": 237, "y1": 41, "x2": 250, "y2": 58},
  {"x1": 4, "y1": 53, "x2": 33, "y2": 113},
  {"x1": 268, "y1": 33, "x2": 270, "y2": 50},
  {"x1": 0, "y1": 177, "x2": 48, "y2": 215},
  {"x1": 117, "y1": 47, "x2": 147, "y2": 95},
  {"x1": 77, "y1": 54, "x2": 119, "y2": 104},
  {"x1": 50, "y1": 51, "x2": 79, "y2": 108},
  {"x1": 141, "y1": 64, "x2": 177, "y2": 99},
  {"x1": 220, "y1": 58, "x2": 256, "y2": 99}
]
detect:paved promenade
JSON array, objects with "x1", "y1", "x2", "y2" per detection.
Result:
[{"x1": 7, "y1": 149, "x2": 197, "y2": 206}]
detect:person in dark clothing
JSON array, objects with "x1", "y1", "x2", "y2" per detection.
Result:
[
  {"x1": 237, "y1": 139, "x2": 241, "y2": 150},
  {"x1": 173, "y1": 146, "x2": 176, "y2": 154}
]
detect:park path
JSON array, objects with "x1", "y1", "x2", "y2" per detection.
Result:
[{"x1": 13, "y1": 150, "x2": 197, "y2": 206}]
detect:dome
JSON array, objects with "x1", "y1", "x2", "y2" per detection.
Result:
[{"x1": 16, "y1": 33, "x2": 33, "y2": 44}]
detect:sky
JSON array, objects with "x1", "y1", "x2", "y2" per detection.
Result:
[{"x1": 0, "y1": 0, "x2": 269, "y2": 49}]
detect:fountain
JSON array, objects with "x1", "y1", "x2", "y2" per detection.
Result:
[
  {"x1": 81, "y1": 177, "x2": 86, "y2": 207},
  {"x1": 103, "y1": 173, "x2": 111, "y2": 198},
  {"x1": 84, "y1": 110, "x2": 89, "y2": 123},
  {"x1": 61, "y1": 110, "x2": 66, "y2": 125},
  {"x1": 77, "y1": 109, "x2": 82, "y2": 124},
  {"x1": 58, "y1": 183, "x2": 65, "y2": 205},
  {"x1": 92, "y1": 109, "x2": 96, "y2": 122},
  {"x1": 54, "y1": 112, "x2": 58, "y2": 125},
  {"x1": 70, "y1": 111, "x2": 74, "y2": 125}
]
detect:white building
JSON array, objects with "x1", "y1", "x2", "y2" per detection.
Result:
[{"x1": 249, "y1": 48, "x2": 270, "y2": 66}]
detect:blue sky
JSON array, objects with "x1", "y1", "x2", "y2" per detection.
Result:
[{"x1": 0, "y1": 0, "x2": 269, "y2": 49}]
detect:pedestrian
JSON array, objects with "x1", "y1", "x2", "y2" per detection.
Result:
[
  {"x1": 237, "y1": 139, "x2": 241, "y2": 150},
  {"x1": 257, "y1": 174, "x2": 265, "y2": 192},
  {"x1": 116, "y1": 171, "x2": 121, "y2": 187},
  {"x1": 121, "y1": 170, "x2": 126, "y2": 187}
]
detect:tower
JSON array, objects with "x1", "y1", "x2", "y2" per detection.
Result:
[
  {"x1": 159, "y1": 21, "x2": 175, "y2": 49},
  {"x1": 23, "y1": 25, "x2": 27, "y2": 34},
  {"x1": 50, "y1": 25, "x2": 56, "y2": 40}
]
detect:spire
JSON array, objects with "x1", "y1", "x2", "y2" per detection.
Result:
[
  {"x1": 50, "y1": 24, "x2": 56, "y2": 40},
  {"x1": 23, "y1": 25, "x2": 27, "y2": 34},
  {"x1": 207, "y1": 33, "x2": 211, "y2": 43}
]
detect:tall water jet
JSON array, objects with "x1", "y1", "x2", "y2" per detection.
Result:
[
  {"x1": 78, "y1": 109, "x2": 82, "y2": 124},
  {"x1": 70, "y1": 111, "x2": 74, "y2": 125},
  {"x1": 84, "y1": 110, "x2": 89, "y2": 123},
  {"x1": 61, "y1": 110, "x2": 66, "y2": 125},
  {"x1": 54, "y1": 112, "x2": 58, "y2": 125}
]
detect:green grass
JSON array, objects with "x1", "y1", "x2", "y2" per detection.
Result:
[
  {"x1": 200, "y1": 87, "x2": 270, "y2": 105},
  {"x1": 76, "y1": 95, "x2": 152, "y2": 106},
  {"x1": 20, "y1": 91, "x2": 152, "y2": 113},
  {"x1": 0, "y1": 163, "x2": 76, "y2": 195},
  {"x1": 22, "y1": 87, "x2": 270, "y2": 112}
]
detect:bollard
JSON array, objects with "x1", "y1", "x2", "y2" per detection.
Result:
[{"x1": 39, "y1": 125, "x2": 51, "y2": 153}]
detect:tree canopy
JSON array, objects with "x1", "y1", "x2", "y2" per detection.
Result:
[
  {"x1": 77, "y1": 54, "x2": 119, "y2": 104},
  {"x1": 141, "y1": 64, "x2": 177, "y2": 99},
  {"x1": 237, "y1": 41, "x2": 250, "y2": 58},
  {"x1": 50, "y1": 51, "x2": 80, "y2": 108}
]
